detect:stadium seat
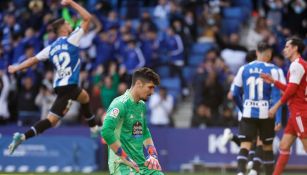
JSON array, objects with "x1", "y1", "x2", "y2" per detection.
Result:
[
  {"x1": 183, "y1": 66, "x2": 196, "y2": 83},
  {"x1": 156, "y1": 66, "x2": 171, "y2": 78},
  {"x1": 221, "y1": 19, "x2": 241, "y2": 35},
  {"x1": 160, "y1": 77, "x2": 181, "y2": 99},
  {"x1": 188, "y1": 54, "x2": 204, "y2": 66},
  {"x1": 191, "y1": 42, "x2": 215, "y2": 55},
  {"x1": 223, "y1": 7, "x2": 245, "y2": 22},
  {"x1": 233, "y1": 0, "x2": 253, "y2": 10}
]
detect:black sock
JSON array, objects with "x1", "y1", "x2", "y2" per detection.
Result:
[
  {"x1": 24, "y1": 119, "x2": 52, "y2": 140},
  {"x1": 237, "y1": 148, "x2": 249, "y2": 174},
  {"x1": 232, "y1": 135, "x2": 241, "y2": 146},
  {"x1": 263, "y1": 150, "x2": 274, "y2": 175},
  {"x1": 252, "y1": 146, "x2": 263, "y2": 173},
  {"x1": 81, "y1": 103, "x2": 96, "y2": 127}
]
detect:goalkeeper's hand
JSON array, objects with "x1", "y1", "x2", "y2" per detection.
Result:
[
  {"x1": 144, "y1": 155, "x2": 162, "y2": 170},
  {"x1": 114, "y1": 147, "x2": 139, "y2": 172},
  {"x1": 116, "y1": 157, "x2": 140, "y2": 172}
]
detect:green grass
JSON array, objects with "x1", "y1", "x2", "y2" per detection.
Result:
[{"x1": 0, "y1": 172, "x2": 304, "y2": 175}]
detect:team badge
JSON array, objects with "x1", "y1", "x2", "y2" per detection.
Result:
[{"x1": 110, "y1": 108, "x2": 119, "y2": 118}]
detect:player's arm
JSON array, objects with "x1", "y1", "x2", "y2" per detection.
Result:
[
  {"x1": 61, "y1": 0, "x2": 92, "y2": 32},
  {"x1": 101, "y1": 104, "x2": 139, "y2": 172},
  {"x1": 270, "y1": 68, "x2": 283, "y2": 130},
  {"x1": 8, "y1": 46, "x2": 50, "y2": 74},
  {"x1": 232, "y1": 66, "x2": 244, "y2": 112},
  {"x1": 260, "y1": 73, "x2": 287, "y2": 91},
  {"x1": 269, "y1": 62, "x2": 303, "y2": 117},
  {"x1": 142, "y1": 111, "x2": 162, "y2": 171}
]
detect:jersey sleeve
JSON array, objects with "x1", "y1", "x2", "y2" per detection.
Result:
[
  {"x1": 142, "y1": 104, "x2": 152, "y2": 140},
  {"x1": 232, "y1": 66, "x2": 244, "y2": 112},
  {"x1": 67, "y1": 27, "x2": 84, "y2": 46},
  {"x1": 289, "y1": 61, "x2": 305, "y2": 84},
  {"x1": 278, "y1": 68, "x2": 286, "y2": 84},
  {"x1": 35, "y1": 46, "x2": 51, "y2": 61},
  {"x1": 271, "y1": 68, "x2": 282, "y2": 124},
  {"x1": 101, "y1": 101, "x2": 126, "y2": 145},
  {"x1": 233, "y1": 66, "x2": 244, "y2": 87}
]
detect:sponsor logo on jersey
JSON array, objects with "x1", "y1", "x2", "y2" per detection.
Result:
[
  {"x1": 110, "y1": 108, "x2": 119, "y2": 118},
  {"x1": 132, "y1": 121, "x2": 142, "y2": 137}
]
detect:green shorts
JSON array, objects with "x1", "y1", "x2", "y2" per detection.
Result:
[{"x1": 111, "y1": 162, "x2": 164, "y2": 175}]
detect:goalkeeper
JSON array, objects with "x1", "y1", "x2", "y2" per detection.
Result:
[{"x1": 101, "y1": 67, "x2": 164, "y2": 175}]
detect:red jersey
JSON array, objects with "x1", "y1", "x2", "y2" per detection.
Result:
[{"x1": 285, "y1": 57, "x2": 307, "y2": 112}]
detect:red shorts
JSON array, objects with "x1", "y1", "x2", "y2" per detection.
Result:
[{"x1": 284, "y1": 111, "x2": 307, "y2": 139}]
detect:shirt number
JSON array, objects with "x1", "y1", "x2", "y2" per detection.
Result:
[
  {"x1": 247, "y1": 77, "x2": 263, "y2": 100},
  {"x1": 53, "y1": 52, "x2": 72, "y2": 78}
]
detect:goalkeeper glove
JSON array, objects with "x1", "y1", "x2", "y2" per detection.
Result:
[
  {"x1": 145, "y1": 145, "x2": 161, "y2": 170},
  {"x1": 115, "y1": 147, "x2": 140, "y2": 172}
]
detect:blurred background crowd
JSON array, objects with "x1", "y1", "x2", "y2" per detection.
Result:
[{"x1": 0, "y1": 0, "x2": 306, "y2": 128}]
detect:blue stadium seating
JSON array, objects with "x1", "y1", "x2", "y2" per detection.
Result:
[
  {"x1": 232, "y1": 0, "x2": 253, "y2": 10},
  {"x1": 223, "y1": 7, "x2": 245, "y2": 22},
  {"x1": 221, "y1": 19, "x2": 241, "y2": 35},
  {"x1": 191, "y1": 42, "x2": 215, "y2": 55},
  {"x1": 183, "y1": 66, "x2": 196, "y2": 83},
  {"x1": 188, "y1": 54, "x2": 204, "y2": 66},
  {"x1": 156, "y1": 66, "x2": 171, "y2": 78},
  {"x1": 160, "y1": 77, "x2": 181, "y2": 99}
]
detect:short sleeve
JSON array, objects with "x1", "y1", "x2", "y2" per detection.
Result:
[
  {"x1": 35, "y1": 46, "x2": 51, "y2": 61},
  {"x1": 233, "y1": 66, "x2": 244, "y2": 87},
  {"x1": 67, "y1": 27, "x2": 84, "y2": 46},
  {"x1": 289, "y1": 61, "x2": 305, "y2": 84}
]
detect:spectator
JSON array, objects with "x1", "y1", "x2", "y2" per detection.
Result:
[
  {"x1": 17, "y1": 76, "x2": 39, "y2": 126},
  {"x1": 0, "y1": 70, "x2": 11, "y2": 125},
  {"x1": 149, "y1": 86, "x2": 174, "y2": 127},
  {"x1": 121, "y1": 39, "x2": 145, "y2": 74},
  {"x1": 191, "y1": 104, "x2": 216, "y2": 128}
]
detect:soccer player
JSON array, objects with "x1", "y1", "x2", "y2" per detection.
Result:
[
  {"x1": 232, "y1": 42, "x2": 283, "y2": 175},
  {"x1": 7, "y1": 0, "x2": 99, "y2": 154},
  {"x1": 261, "y1": 37, "x2": 307, "y2": 175},
  {"x1": 101, "y1": 67, "x2": 164, "y2": 175}
]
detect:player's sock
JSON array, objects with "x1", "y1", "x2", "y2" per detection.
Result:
[
  {"x1": 232, "y1": 135, "x2": 241, "y2": 146},
  {"x1": 263, "y1": 150, "x2": 274, "y2": 175},
  {"x1": 237, "y1": 148, "x2": 249, "y2": 174},
  {"x1": 82, "y1": 102, "x2": 96, "y2": 127},
  {"x1": 252, "y1": 145, "x2": 262, "y2": 173},
  {"x1": 273, "y1": 149, "x2": 290, "y2": 175},
  {"x1": 24, "y1": 119, "x2": 52, "y2": 140}
]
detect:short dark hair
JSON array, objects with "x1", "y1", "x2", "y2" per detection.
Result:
[
  {"x1": 245, "y1": 50, "x2": 256, "y2": 63},
  {"x1": 257, "y1": 41, "x2": 272, "y2": 52},
  {"x1": 51, "y1": 18, "x2": 65, "y2": 34},
  {"x1": 132, "y1": 67, "x2": 160, "y2": 86},
  {"x1": 287, "y1": 37, "x2": 305, "y2": 54}
]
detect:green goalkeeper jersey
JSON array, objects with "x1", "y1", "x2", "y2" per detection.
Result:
[{"x1": 101, "y1": 90, "x2": 152, "y2": 173}]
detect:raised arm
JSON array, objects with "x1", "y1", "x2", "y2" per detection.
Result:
[
  {"x1": 8, "y1": 57, "x2": 39, "y2": 74},
  {"x1": 61, "y1": 0, "x2": 92, "y2": 32},
  {"x1": 8, "y1": 46, "x2": 50, "y2": 74}
]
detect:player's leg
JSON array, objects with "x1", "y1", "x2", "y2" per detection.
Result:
[
  {"x1": 237, "y1": 118, "x2": 257, "y2": 175},
  {"x1": 140, "y1": 165, "x2": 164, "y2": 175},
  {"x1": 248, "y1": 139, "x2": 262, "y2": 175},
  {"x1": 76, "y1": 89, "x2": 97, "y2": 125},
  {"x1": 8, "y1": 91, "x2": 69, "y2": 154},
  {"x1": 221, "y1": 128, "x2": 241, "y2": 147},
  {"x1": 273, "y1": 134, "x2": 296, "y2": 175},
  {"x1": 255, "y1": 118, "x2": 275, "y2": 175},
  {"x1": 273, "y1": 115, "x2": 298, "y2": 175},
  {"x1": 112, "y1": 162, "x2": 140, "y2": 175}
]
